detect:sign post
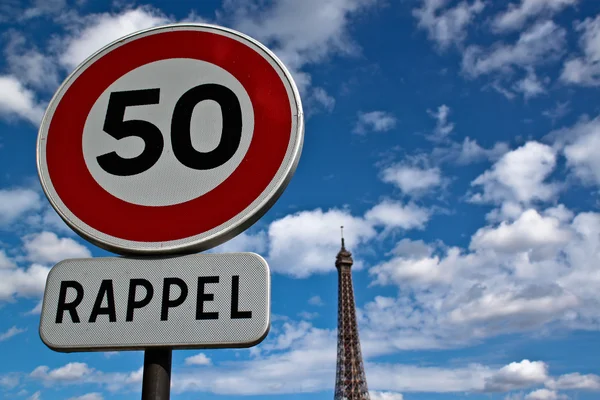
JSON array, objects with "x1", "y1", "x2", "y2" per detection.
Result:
[{"x1": 36, "y1": 23, "x2": 303, "y2": 399}]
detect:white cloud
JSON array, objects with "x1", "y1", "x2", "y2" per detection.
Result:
[
  {"x1": 59, "y1": 7, "x2": 170, "y2": 70},
  {"x1": 470, "y1": 141, "x2": 559, "y2": 205},
  {"x1": 27, "y1": 300, "x2": 43, "y2": 315},
  {"x1": 174, "y1": 323, "x2": 338, "y2": 395},
  {"x1": 354, "y1": 111, "x2": 397, "y2": 134},
  {"x1": 455, "y1": 138, "x2": 510, "y2": 164},
  {"x1": 364, "y1": 200, "x2": 430, "y2": 230},
  {"x1": 513, "y1": 69, "x2": 546, "y2": 99},
  {"x1": 211, "y1": 231, "x2": 267, "y2": 254},
  {"x1": 29, "y1": 362, "x2": 141, "y2": 391},
  {"x1": 4, "y1": 32, "x2": 59, "y2": 90},
  {"x1": 470, "y1": 209, "x2": 572, "y2": 256},
  {"x1": 428, "y1": 104, "x2": 454, "y2": 140},
  {"x1": 211, "y1": 201, "x2": 429, "y2": 279},
  {"x1": 559, "y1": 116, "x2": 600, "y2": 186},
  {"x1": 561, "y1": 15, "x2": 600, "y2": 86},
  {"x1": 365, "y1": 203, "x2": 600, "y2": 349},
  {"x1": 462, "y1": 20, "x2": 566, "y2": 77},
  {"x1": 298, "y1": 311, "x2": 319, "y2": 320},
  {"x1": 22, "y1": 0, "x2": 66, "y2": 19},
  {"x1": 0, "y1": 76, "x2": 45, "y2": 125},
  {"x1": 0, "y1": 326, "x2": 26, "y2": 341},
  {"x1": 31, "y1": 363, "x2": 93, "y2": 382},
  {"x1": 267, "y1": 208, "x2": 375, "y2": 277},
  {"x1": 546, "y1": 372, "x2": 600, "y2": 390},
  {"x1": 485, "y1": 360, "x2": 549, "y2": 392},
  {"x1": 308, "y1": 295, "x2": 324, "y2": 306},
  {"x1": 67, "y1": 393, "x2": 103, "y2": 400},
  {"x1": 543, "y1": 102, "x2": 570, "y2": 123},
  {"x1": 412, "y1": 0, "x2": 485, "y2": 50},
  {"x1": 184, "y1": 353, "x2": 212, "y2": 366},
  {"x1": 0, "y1": 374, "x2": 19, "y2": 389},
  {"x1": 27, "y1": 391, "x2": 41, "y2": 400},
  {"x1": 367, "y1": 362, "x2": 492, "y2": 392},
  {"x1": 0, "y1": 250, "x2": 15, "y2": 269},
  {"x1": 0, "y1": 263, "x2": 50, "y2": 301},
  {"x1": 310, "y1": 87, "x2": 336, "y2": 113},
  {"x1": 0, "y1": 188, "x2": 41, "y2": 226},
  {"x1": 370, "y1": 391, "x2": 404, "y2": 400},
  {"x1": 525, "y1": 389, "x2": 567, "y2": 400},
  {"x1": 23, "y1": 232, "x2": 91, "y2": 264},
  {"x1": 381, "y1": 164, "x2": 442, "y2": 196},
  {"x1": 492, "y1": 0, "x2": 577, "y2": 33},
  {"x1": 22, "y1": 320, "x2": 595, "y2": 397},
  {"x1": 227, "y1": 0, "x2": 378, "y2": 93}
]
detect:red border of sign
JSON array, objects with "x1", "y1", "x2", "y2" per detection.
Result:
[{"x1": 45, "y1": 30, "x2": 291, "y2": 242}]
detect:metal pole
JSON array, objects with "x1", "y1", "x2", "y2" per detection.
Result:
[{"x1": 141, "y1": 348, "x2": 172, "y2": 400}]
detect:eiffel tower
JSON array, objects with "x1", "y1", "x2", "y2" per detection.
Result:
[{"x1": 334, "y1": 227, "x2": 370, "y2": 400}]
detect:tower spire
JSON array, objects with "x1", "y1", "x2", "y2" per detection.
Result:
[{"x1": 341, "y1": 225, "x2": 345, "y2": 250}]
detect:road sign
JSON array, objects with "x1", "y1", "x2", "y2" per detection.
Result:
[
  {"x1": 39, "y1": 253, "x2": 270, "y2": 352},
  {"x1": 37, "y1": 23, "x2": 303, "y2": 255}
]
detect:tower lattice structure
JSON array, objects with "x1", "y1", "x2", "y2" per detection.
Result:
[{"x1": 334, "y1": 228, "x2": 371, "y2": 400}]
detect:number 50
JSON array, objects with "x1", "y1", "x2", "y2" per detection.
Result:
[{"x1": 97, "y1": 84, "x2": 243, "y2": 176}]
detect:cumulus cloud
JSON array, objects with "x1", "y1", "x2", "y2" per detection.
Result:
[
  {"x1": 558, "y1": 116, "x2": 600, "y2": 186},
  {"x1": 0, "y1": 326, "x2": 26, "y2": 342},
  {"x1": 381, "y1": 164, "x2": 442, "y2": 196},
  {"x1": 267, "y1": 208, "x2": 375, "y2": 277},
  {"x1": 59, "y1": 7, "x2": 170, "y2": 70},
  {"x1": 309, "y1": 87, "x2": 336, "y2": 113},
  {"x1": 413, "y1": 0, "x2": 485, "y2": 50},
  {"x1": 4, "y1": 32, "x2": 59, "y2": 90},
  {"x1": 0, "y1": 250, "x2": 15, "y2": 269},
  {"x1": 364, "y1": 201, "x2": 430, "y2": 231},
  {"x1": 561, "y1": 14, "x2": 600, "y2": 86},
  {"x1": 265, "y1": 198, "x2": 431, "y2": 277},
  {"x1": 0, "y1": 188, "x2": 42, "y2": 227},
  {"x1": 513, "y1": 69, "x2": 547, "y2": 99},
  {"x1": 546, "y1": 372, "x2": 600, "y2": 390},
  {"x1": 462, "y1": 20, "x2": 566, "y2": 78},
  {"x1": 184, "y1": 353, "x2": 212, "y2": 366},
  {"x1": 470, "y1": 142, "x2": 559, "y2": 205},
  {"x1": 354, "y1": 111, "x2": 397, "y2": 134},
  {"x1": 484, "y1": 360, "x2": 548, "y2": 392},
  {"x1": 427, "y1": 104, "x2": 454, "y2": 141},
  {"x1": 67, "y1": 393, "x2": 103, "y2": 400},
  {"x1": 525, "y1": 388, "x2": 567, "y2": 400},
  {"x1": 226, "y1": 0, "x2": 379, "y2": 93},
  {"x1": 0, "y1": 76, "x2": 45, "y2": 125},
  {"x1": 370, "y1": 391, "x2": 404, "y2": 400},
  {"x1": 492, "y1": 0, "x2": 577, "y2": 33},
  {"x1": 308, "y1": 295, "x2": 324, "y2": 306},
  {"x1": 0, "y1": 263, "x2": 50, "y2": 302},
  {"x1": 470, "y1": 209, "x2": 572, "y2": 256},
  {"x1": 31, "y1": 363, "x2": 94, "y2": 382},
  {"x1": 23, "y1": 232, "x2": 91, "y2": 264},
  {"x1": 365, "y1": 201, "x2": 600, "y2": 349},
  {"x1": 211, "y1": 231, "x2": 267, "y2": 254}
]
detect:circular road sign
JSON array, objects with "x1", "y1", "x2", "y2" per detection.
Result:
[{"x1": 37, "y1": 24, "x2": 303, "y2": 255}]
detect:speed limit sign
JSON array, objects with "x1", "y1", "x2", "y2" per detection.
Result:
[{"x1": 37, "y1": 24, "x2": 303, "y2": 255}]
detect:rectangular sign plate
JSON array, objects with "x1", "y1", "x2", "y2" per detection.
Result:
[{"x1": 39, "y1": 253, "x2": 270, "y2": 352}]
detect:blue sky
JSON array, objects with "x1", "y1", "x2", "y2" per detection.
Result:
[{"x1": 1, "y1": 0, "x2": 600, "y2": 399}]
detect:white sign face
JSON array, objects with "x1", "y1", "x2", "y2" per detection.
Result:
[
  {"x1": 37, "y1": 24, "x2": 303, "y2": 255},
  {"x1": 39, "y1": 253, "x2": 270, "y2": 352}
]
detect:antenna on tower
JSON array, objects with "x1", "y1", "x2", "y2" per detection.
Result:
[{"x1": 341, "y1": 225, "x2": 345, "y2": 249}]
